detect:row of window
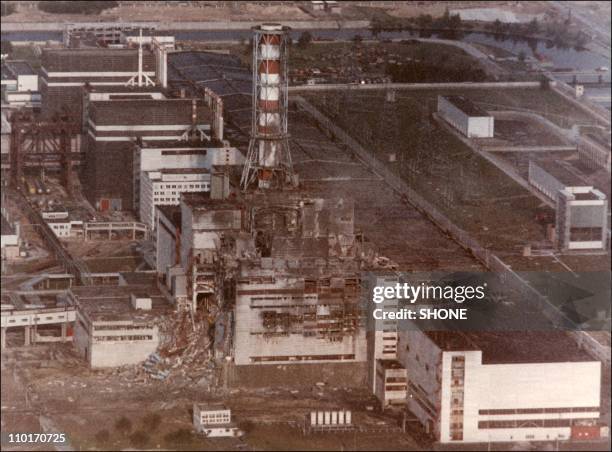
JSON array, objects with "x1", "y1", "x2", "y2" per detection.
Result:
[
  {"x1": 478, "y1": 418, "x2": 598, "y2": 429},
  {"x1": 155, "y1": 183, "x2": 209, "y2": 190},
  {"x1": 93, "y1": 335, "x2": 154, "y2": 342},
  {"x1": 479, "y1": 407, "x2": 599, "y2": 415}
]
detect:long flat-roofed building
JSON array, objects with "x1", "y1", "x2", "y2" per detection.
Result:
[
  {"x1": 40, "y1": 48, "x2": 158, "y2": 121},
  {"x1": 397, "y1": 330, "x2": 603, "y2": 444},
  {"x1": 438, "y1": 95, "x2": 494, "y2": 138}
]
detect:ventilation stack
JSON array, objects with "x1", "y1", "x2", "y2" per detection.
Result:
[{"x1": 241, "y1": 24, "x2": 296, "y2": 191}]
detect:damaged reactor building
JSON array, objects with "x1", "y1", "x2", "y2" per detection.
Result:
[{"x1": 155, "y1": 24, "x2": 373, "y2": 369}]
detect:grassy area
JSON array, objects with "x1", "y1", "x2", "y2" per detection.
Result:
[{"x1": 304, "y1": 87, "x2": 593, "y2": 252}]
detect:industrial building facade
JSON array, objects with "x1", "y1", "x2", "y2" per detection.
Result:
[
  {"x1": 1, "y1": 60, "x2": 40, "y2": 107},
  {"x1": 83, "y1": 94, "x2": 213, "y2": 210},
  {"x1": 234, "y1": 266, "x2": 366, "y2": 365},
  {"x1": 438, "y1": 95, "x2": 494, "y2": 138},
  {"x1": 140, "y1": 168, "x2": 211, "y2": 230},
  {"x1": 69, "y1": 285, "x2": 166, "y2": 368},
  {"x1": 528, "y1": 160, "x2": 608, "y2": 251},
  {"x1": 133, "y1": 142, "x2": 243, "y2": 212},
  {"x1": 40, "y1": 48, "x2": 158, "y2": 121},
  {"x1": 396, "y1": 331, "x2": 603, "y2": 443}
]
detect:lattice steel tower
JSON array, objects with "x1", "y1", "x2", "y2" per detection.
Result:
[{"x1": 241, "y1": 24, "x2": 295, "y2": 191}]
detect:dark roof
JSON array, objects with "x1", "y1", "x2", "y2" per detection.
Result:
[
  {"x1": 70, "y1": 284, "x2": 168, "y2": 322},
  {"x1": 531, "y1": 159, "x2": 589, "y2": 187},
  {"x1": 89, "y1": 98, "x2": 212, "y2": 125},
  {"x1": 443, "y1": 95, "x2": 489, "y2": 117},
  {"x1": 378, "y1": 359, "x2": 405, "y2": 370},
  {"x1": 474, "y1": 331, "x2": 596, "y2": 364},
  {"x1": 42, "y1": 48, "x2": 155, "y2": 73},
  {"x1": 2, "y1": 60, "x2": 36, "y2": 79},
  {"x1": 425, "y1": 331, "x2": 595, "y2": 364},
  {"x1": 159, "y1": 168, "x2": 210, "y2": 175},
  {"x1": 157, "y1": 205, "x2": 182, "y2": 230}
]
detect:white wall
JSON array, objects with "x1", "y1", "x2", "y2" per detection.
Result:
[
  {"x1": 440, "y1": 354, "x2": 601, "y2": 443},
  {"x1": 18, "y1": 74, "x2": 38, "y2": 92},
  {"x1": 467, "y1": 116, "x2": 494, "y2": 138}
]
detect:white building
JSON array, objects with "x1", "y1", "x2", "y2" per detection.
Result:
[
  {"x1": 140, "y1": 168, "x2": 211, "y2": 230},
  {"x1": 69, "y1": 285, "x2": 167, "y2": 368},
  {"x1": 41, "y1": 209, "x2": 84, "y2": 239},
  {"x1": 528, "y1": 160, "x2": 608, "y2": 251},
  {"x1": 366, "y1": 274, "x2": 400, "y2": 392},
  {"x1": 133, "y1": 142, "x2": 243, "y2": 212},
  {"x1": 397, "y1": 331, "x2": 604, "y2": 444},
  {"x1": 193, "y1": 404, "x2": 241, "y2": 437},
  {"x1": 438, "y1": 95, "x2": 494, "y2": 138},
  {"x1": 1, "y1": 60, "x2": 40, "y2": 107}
]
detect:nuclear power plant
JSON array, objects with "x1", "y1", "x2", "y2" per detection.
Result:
[{"x1": 1, "y1": 3, "x2": 610, "y2": 451}]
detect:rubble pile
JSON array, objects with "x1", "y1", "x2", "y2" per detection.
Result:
[{"x1": 145, "y1": 309, "x2": 219, "y2": 385}]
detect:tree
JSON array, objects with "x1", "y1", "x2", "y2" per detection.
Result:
[
  {"x1": 371, "y1": 18, "x2": 383, "y2": 37},
  {"x1": 526, "y1": 18, "x2": 539, "y2": 35},
  {"x1": 297, "y1": 31, "x2": 312, "y2": 49},
  {"x1": 448, "y1": 13, "x2": 462, "y2": 30},
  {"x1": 416, "y1": 14, "x2": 433, "y2": 29},
  {"x1": 441, "y1": 7, "x2": 450, "y2": 26},
  {"x1": 115, "y1": 416, "x2": 132, "y2": 436},
  {"x1": 129, "y1": 430, "x2": 149, "y2": 448},
  {"x1": 492, "y1": 19, "x2": 503, "y2": 33},
  {"x1": 142, "y1": 412, "x2": 162, "y2": 430},
  {"x1": 94, "y1": 429, "x2": 110, "y2": 445}
]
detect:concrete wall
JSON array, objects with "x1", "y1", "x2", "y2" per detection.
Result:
[
  {"x1": 17, "y1": 74, "x2": 38, "y2": 92},
  {"x1": 73, "y1": 313, "x2": 158, "y2": 368},
  {"x1": 88, "y1": 338, "x2": 158, "y2": 368},
  {"x1": 528, "y1": 161, "x2": 565, "y2": 202},
  {"x1": 156, "y1": 209, "x2": 178, "y2": 275},
  {"x1": 459, "y1": 359, "x2": 601, "y2": 443},
  {"x1": 397, "y1": 330, "x2": 443, "y2": 437}
]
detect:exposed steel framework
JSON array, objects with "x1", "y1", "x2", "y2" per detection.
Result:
[
  {"x1": 241, "y1": 24, "x2": 295, "y2": 191},
  {"x1": 9, "y1": 110, "x2": 79, "y2": 195}
]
